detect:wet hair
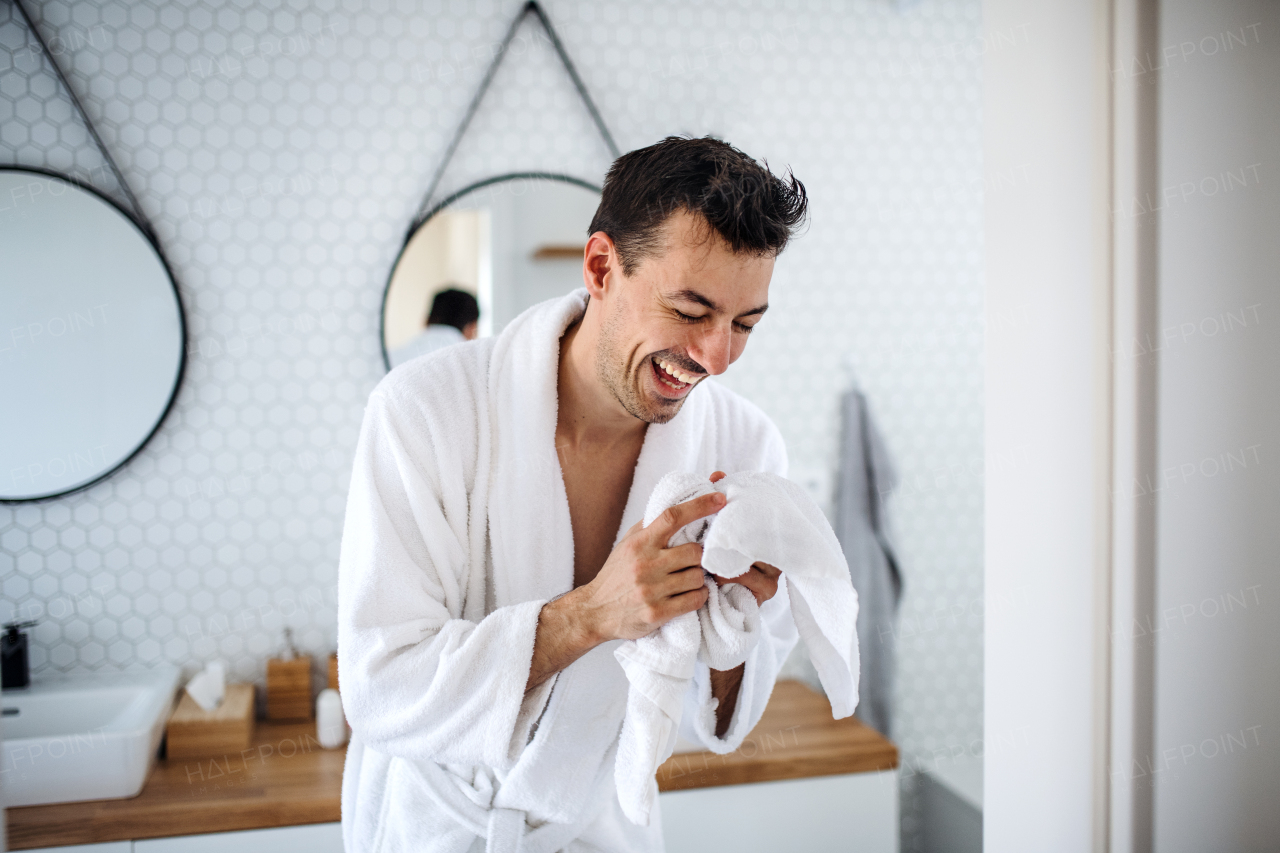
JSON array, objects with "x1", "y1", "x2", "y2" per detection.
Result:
[
  {"x1": 426, "y1": 287, "x2": 479, "y2": 330},
  {"x1": 587, "y1": 136, "x2": 808, "y2": 275}
]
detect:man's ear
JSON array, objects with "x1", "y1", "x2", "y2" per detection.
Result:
[{"x1": 582, "y1": 231, "x2": 620, "y2": 299}]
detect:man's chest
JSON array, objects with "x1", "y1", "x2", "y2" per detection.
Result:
[{"x1": 557, "y1": 438, "x2": 644, "y2": 589}]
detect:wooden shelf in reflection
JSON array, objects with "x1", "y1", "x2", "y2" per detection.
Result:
[{"x1": 531, "y1": 244, "x2": 585, "y2": 260}]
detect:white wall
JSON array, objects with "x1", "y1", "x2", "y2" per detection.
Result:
[
  {"x1": 1153, "y1": 0, "x2": 1280, "y2": 849},
  {"x1": 985, "y1": 0, "x2": 1280, "y2": 850},
  {"x1": 983, "y1": 0, "x2": 1105, "y2": 848}
]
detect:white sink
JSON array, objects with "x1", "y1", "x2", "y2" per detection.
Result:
[{"x1": 1, "y1": 666, "x2": 180, "y2": 807}]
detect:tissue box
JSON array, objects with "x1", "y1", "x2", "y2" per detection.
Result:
[
  {"x1": 167, "y1": 683, "x2": 255, "y2": 759},
  {"x1": 266, "y1": 656, "x2": 313, "y2": 720}
]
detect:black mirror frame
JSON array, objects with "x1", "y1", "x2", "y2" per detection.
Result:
[{"x1": 0, "y1": 165, "x2": 188, "y2": 504}]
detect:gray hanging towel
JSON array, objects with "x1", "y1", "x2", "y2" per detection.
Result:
[{"x1": 833, "y1": 388, "x2": 903, "y2": 737}]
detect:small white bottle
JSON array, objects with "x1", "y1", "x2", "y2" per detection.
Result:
[{"x1": 316, "y1": 688, "x2": 348, "y2": 749}]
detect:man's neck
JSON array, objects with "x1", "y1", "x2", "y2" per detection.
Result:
[{"x1": 557, "y1": 310, "x2": 647, "y2": 449}]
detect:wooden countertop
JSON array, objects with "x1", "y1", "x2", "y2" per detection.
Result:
[
  {"x1": 5, "y1": 680, "x2": 896, "y2": 849},
  {"x1": 6, "y1": 720, "x2": 344, "y2": 850},
  {"x1": 657, "y1": 680, "x2": 898, "y2": 792}
]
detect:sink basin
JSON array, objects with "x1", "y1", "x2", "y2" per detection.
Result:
[{"x1": 1, "y1": 666, "x2": 179, "y2": 807}]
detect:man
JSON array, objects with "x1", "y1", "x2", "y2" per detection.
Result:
[
  {"x1": 338, "y1": 137, "x2": 808, "y2": 852},
  {"x1": 388, "y1": 287, "x2": 480, "y2": 367}
]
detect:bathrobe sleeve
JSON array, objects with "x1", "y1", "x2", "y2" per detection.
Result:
[
  {"x1": 679, "y1": 409, "x2": 801, "y2": 752},
  {"x1": 337, "y1": 381, "x2": 549, "y2": 771}
]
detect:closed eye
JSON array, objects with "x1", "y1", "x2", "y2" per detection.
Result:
[{"x1": 674, "y1": 307, "x2": 756, "y2": 333}]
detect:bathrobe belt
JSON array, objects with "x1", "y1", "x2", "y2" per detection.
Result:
[
  {"x1": 412, "y1": 645, "x2": 628, "y2": 851},
  {"x1": 413, "y1": 751, "x2": 614, "y2": 853}
]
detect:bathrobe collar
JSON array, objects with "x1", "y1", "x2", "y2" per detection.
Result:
[
  {"x1": 482, "y1": 288, "x2": 709, "y2": 827},
  {"x1": 486, "y1": 288, "x2": 705, "y2": 609}
]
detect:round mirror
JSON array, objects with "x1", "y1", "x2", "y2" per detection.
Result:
[
  {"x1": 382, "y1": 173, "x2": 601, "y2": 369},
  {"x1": 0, "y1": 167, "x2": 186, "y2": 502}
]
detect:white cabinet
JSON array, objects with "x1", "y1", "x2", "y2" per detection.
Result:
[
  {"x1": 20, "y1": 844, "x2": 132, "y2": 853},
  {"x1": 131, "y1": 823, "x2": 343, "y2": 853},
  {"x1": 25, "y1": 823, "x2": 343, "y2": 853},
  {"x1": 660, "y1": 770, "x2": 899, "y2": 853}
]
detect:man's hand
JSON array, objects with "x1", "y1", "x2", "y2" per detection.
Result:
[
  {"x1": 714, "y1": 561, "x2": 782, "y2": 606},
  {"x1": 575, "y1": 489, "x2": 725, "y2": 641},
  {"x1": 526, "y1": 489, "x2": 726, "y2": 690}
]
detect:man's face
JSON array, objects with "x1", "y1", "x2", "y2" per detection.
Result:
[{"x1": 593, "y1": 210, "x2": 774, "y2": 424}]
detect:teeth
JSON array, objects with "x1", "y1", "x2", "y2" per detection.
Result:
[
  {"x1": 661, "y1": 361, "x2": 687, "y2": 385},
  {"x1": 656, "y1": 358, "x2": 698, "y2": 385}
]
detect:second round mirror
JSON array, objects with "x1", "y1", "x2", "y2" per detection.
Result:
[{"x1": 382, "y1": 174, "x2": 601, "y2": 369}]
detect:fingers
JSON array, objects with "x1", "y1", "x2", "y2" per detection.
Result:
[
  {"x1": 715, "y1": 565, "x2": 781, "y2": 606},
  {"x1": 709, "y1": 470, "x2": 727, "y2": 484},
  {"x1": 639, "y1": 576, "x2": 709, "y2": 629},
  {"x1": 752, "y1": 561, "x2": 782, "y2": 580},
  {"x1": 665, "y1": 583, "x2": 710, "y2": 617},
  {"x1": 734, "y1": 574, "x2": 775, "y2": 606},
  {"x1": 650, "y1": 491, "x2": 726, "y2": 542},
  {"x1": 658, "y1": 542, "x2": 704, "y2": 571},
  {"x1": 650, "y1": 545, "x2": 706, "y2": 597},
  {"x1": 753, "y1": 573, "x2": 780, "y2": 604},
  {"x1": 659, "y1": 565, "x2": 708, "y2": 597}
]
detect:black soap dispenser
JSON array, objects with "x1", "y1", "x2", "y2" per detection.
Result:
[{"x1": 2, "y1": 620, "x2": 37, "y2": 689}]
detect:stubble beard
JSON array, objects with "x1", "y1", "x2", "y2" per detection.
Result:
[{"x1": 596, "y1": 308, "x2": 682, "y2": 425}]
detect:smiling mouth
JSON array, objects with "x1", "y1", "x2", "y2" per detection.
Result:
[{"x1": 650, "y1": 356, "x2": 703, "y2": 397}]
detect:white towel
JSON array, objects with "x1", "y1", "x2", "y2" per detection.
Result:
[{"x1": 614, "y1": 471, "x2": 861, "y2": 825}]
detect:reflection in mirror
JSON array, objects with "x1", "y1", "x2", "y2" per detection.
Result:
[
  {"x1": 0, "y1": 168, "x2": 185, "y2": 502},
  {"x1": 382, "y1": 174, "x2": 601, "y2": 368}
]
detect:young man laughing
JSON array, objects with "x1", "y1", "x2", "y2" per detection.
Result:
[{"x1": 339, "y1": 136, "x2": 808, "y2": 852}]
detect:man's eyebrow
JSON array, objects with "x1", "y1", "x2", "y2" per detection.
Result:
[
  {"x1": 669, "y1": 289, "x2": 769, "y2": 317},
  {"x1": 670, "y1": 289, "x2": 718, "y2": 311}
]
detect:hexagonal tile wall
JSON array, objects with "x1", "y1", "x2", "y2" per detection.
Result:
[{"x1": 0, "y1": 2, "x2": 982, "y2": 848}]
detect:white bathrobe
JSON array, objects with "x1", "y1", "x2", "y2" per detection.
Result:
[{"x1": 337, "y1": 288, "x2": 799, "y2": 853}]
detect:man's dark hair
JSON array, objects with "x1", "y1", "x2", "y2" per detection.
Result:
[
  {"x1": 426, "y1": 288, "x2": 479, "y2": 330},
  {"x1": 587, "y1": 136, "x2": 807, "y2": 275}
]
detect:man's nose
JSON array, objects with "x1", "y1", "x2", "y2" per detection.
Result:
[{"x1": 688, "y1": 324, "x2": 733, "y2": 376}]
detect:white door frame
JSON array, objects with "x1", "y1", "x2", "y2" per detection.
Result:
[{"x1": 984, "y1": 0, "x2": 1158, "y2": 850}]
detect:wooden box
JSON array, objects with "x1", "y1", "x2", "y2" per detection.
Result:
[
  {"x1": 166, "y1": 683, "x2": 255, "y2": 759},
  {"x1": 266, "y1": 656, "x2": 313, "y2": 720}
]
